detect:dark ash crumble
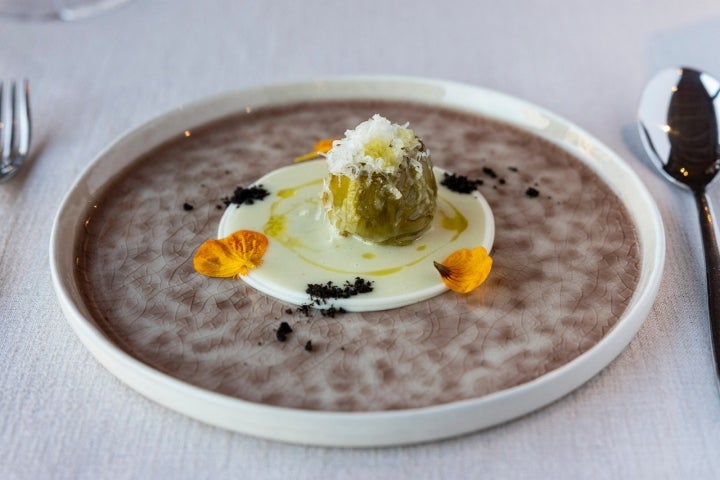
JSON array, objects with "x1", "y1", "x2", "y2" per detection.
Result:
[
  {"x1": 482, "y1": 167, "x2": 498, "y2": 179},
  {"x1": 276, "y1": 321, "x2": 293, "y2": 342},
  {"x1": 525, "y1": 187, "x2": 540, "y2": 198},
  {"x1": 443, "y1": 165, "x2": 546, "y2": 200},
  {"x1": 222, "y1": 184, "x2": 270, "y2": 207},
  {"x1": 306, "y1": 277, "x2": 374, "y2": 306},
  {"x1": 440, "y1": 172, "x2": 483, "y2": 194}
]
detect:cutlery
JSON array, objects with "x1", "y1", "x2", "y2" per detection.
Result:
[
  {"x1": 638, "y1": 66, "x2": 720, "y2": 381},
  {"x1": 0, "y1": 79, "x2": 31, "y2": 184}
]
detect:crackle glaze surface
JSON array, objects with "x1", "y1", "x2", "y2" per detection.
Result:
[{"x1": 77, "y1": 100, "x2": 640, "y2": 412}]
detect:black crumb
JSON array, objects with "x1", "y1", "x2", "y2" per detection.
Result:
[
  {"x1": 279, "y1": 279, "x2": 371, "y2": 325},
  {"x1": 508, "y1": 166, "x2": 519, "y2": 172},
  {"x1": 276, "y1": 321, "x2": 293, "y2": 342},
  {"x1": 525, "y1": 187, "x2": 540, "y2": 198},
  {"x1": 482, "y1": 167, "x2": 498, "y2": 179},
  {"x1": 285, "y1": 302, "x2": 347, "y2": 319},
  {"x1": 222, "y1": 184, "x2": 270, "y2": 207},
  {"x1": 182, "y1": 202, "x2": 194, "y2": 211},
  {"x1": 440, "y1": 172, "x2": 483, "y2": 194},
  {"x1": 216, "y1": 205, "x2": 223, "y2": 210},
  {"x1": 306, "y1": 277, "x2": 374, "y2": 305},
  {"x1": 321, "y1": 306, "x2": 346, "y2": 318},
  {"x1": 304, "y1": 340, "x2": 313, "y2": 352}
]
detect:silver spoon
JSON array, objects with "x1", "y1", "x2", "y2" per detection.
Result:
[{"x1": 638, "y1": 66, "x2": 720, "y2": 380}]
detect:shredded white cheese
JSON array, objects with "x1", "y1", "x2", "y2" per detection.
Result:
[{"x1": 325, "y1": 114, "x2": 429, "y2": 179}]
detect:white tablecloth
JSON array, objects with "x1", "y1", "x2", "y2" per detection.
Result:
[{"x1": 2, "y1": 0, "x2": 720, "y2": 478}]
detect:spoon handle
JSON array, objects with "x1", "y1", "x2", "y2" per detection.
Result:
[{"x1": 695, "y1": 191, "x2": 720, "y2": 379}]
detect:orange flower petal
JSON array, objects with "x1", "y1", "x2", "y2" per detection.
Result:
[
  {"x1": 193, "y1": 230, "x2": 269, "y2": 278},
  {"x1": 434, "y1": 246, "x2": 493, "y2": 293},
  {"x1": 294, "y1": 138, "x2": 335, "y2": 163}
]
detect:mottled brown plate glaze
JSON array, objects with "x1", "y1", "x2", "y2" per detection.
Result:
[{"x1": 75, "y1": 99, "x2": 640, "y2": 412}]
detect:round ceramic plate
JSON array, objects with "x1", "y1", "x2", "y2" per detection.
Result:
[{"x1": 50, "y1": 77, "x2": 665, "y2": 447}]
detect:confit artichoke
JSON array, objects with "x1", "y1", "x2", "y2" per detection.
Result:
[{"x1": 321, "y1": 114, "x2": 437, "y2": 246}]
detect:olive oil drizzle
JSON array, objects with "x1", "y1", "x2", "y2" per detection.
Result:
[{"x1": 261, "y1": 176, "x2": 470, "y2": 277}]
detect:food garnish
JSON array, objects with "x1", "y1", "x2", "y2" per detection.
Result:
[
  {"x1": 276, "y1": 321, "x2": 293, "y2": 342},
  {"x1": 222, "y1": 184, "x2": 270, "y2": 207},
  {"x1": 525, "y1": 187, "x2": 540, "y2": 198},
  {"x1": 305, "y1": 277, "x2": 374, "y2": 306},
  {"x1": 294, "y1": 138, "x2": 335, "y2": 163},
  {"x1": 433, "y1": 246, "x2": 493, "y2": 293},
  {"x1": 440, "y1": 172, "x2": 483, "y2": 194},
  {"x1": 193, "y1": 230, "x2": 269, "y2": 278}
]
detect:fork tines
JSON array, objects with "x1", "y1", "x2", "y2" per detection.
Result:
[{"x1": 0, "y1": 79, "x2": 31, "y2": 183}]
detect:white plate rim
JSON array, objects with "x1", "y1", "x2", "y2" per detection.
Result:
[{"x1": 49, "y1": 75, "x2": 665, "y2": 447}]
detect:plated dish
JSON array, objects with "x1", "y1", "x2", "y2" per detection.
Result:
[
  {"x1": 218, "y1": 160, "x2": 495, "y2": 311},
  {"x1": 50, "y1": 77, "x2": 664, "y2": 447}
]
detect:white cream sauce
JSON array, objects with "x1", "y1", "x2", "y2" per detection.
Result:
[{"x1": 218, "y1": 160, "x2": 494, "y2": 311}]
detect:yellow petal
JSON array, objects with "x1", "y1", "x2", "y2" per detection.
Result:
[
  {"x1": 434, "y1": 246, "x2": 492, "y2": 293},
  {"x1": 194, "y1": 230, "x2": 269, "y2": 278},
  {"x1": 294, "y1": 138, "x2": 335, "y2": 163}
]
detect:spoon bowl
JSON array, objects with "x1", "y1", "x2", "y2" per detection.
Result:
[
  {"x1": 639, "y1": 67, "x2": 720, "y2": 192},
  {"x1": 638, "y1": 66, "x2": 720, "y2": 383}
]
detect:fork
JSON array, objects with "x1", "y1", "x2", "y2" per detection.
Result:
[{"x1": 0, "y1": 79, "x2": 31, "y2": 184}]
